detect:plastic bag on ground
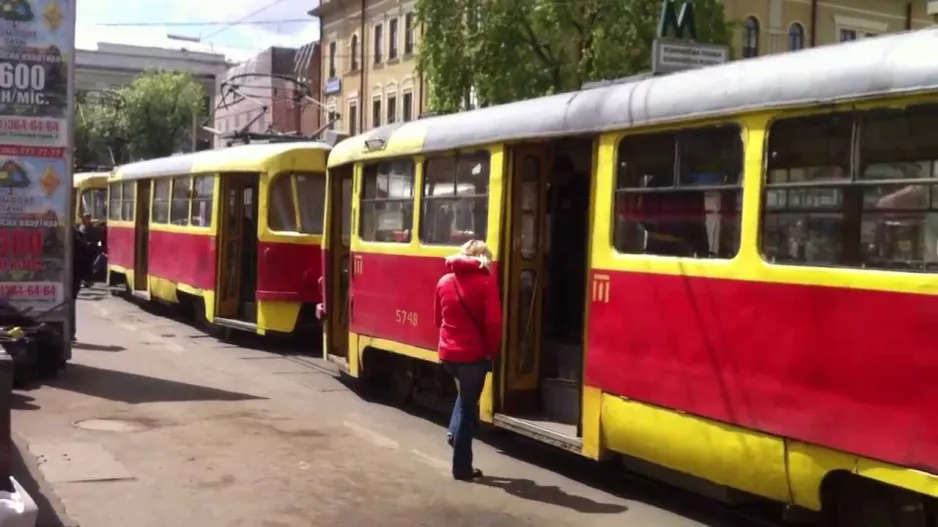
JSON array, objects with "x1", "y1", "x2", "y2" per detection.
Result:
[{"x1": 0, "y1": 477, "x2": 37, "y2": 527}]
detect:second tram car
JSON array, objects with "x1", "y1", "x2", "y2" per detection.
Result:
[{"x1": 107, "y1": 142, "x2": 330, "y2": 336}]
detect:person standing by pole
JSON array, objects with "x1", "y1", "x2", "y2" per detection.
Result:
[{"x1": 70, "y1": 225, "x2": 92, "y2": 341}]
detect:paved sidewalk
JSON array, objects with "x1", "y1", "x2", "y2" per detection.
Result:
[{"x1": 10, "y1": 287, "x2": 717, "y2": 526}]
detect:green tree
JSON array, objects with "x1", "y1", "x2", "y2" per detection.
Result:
[
  {"x1": 118, "y1": 69, "x2": 206, "y2": 160},
  {"x1": 74, "y1": 96, "x2": 127, "y2": 169},
  {"x1": 416, "y1": 0, "x2": 735, "y2": 113}
]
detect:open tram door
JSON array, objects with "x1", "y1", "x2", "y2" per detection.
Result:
[
  {"x1": 215, "y1": 173, "x2": 260, "y2": 331},
  {"x1": 495, "y1": 139, "x2": 593, "y2": 453},
  {"x1": 132, "y1": 180, "x2": 150, "y2": 297},
  {"x1": 322, "y1": 164, "x2": 354, "y2": 372}
]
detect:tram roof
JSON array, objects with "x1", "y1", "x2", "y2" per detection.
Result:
[
  {"x1": 73, "y1": 171, "x2": 110, "y2": 187},
  {"x1": 113, "y1": 141, "x2": 332, "y2": 181},
  {"x1": 329, "y1": 28, "x2": 938, "y2": 167}
]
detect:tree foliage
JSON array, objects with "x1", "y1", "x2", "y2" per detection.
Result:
[
  {"x1": 119, "y1": 69, "x2": 206, "y2": 160},
  {"x1": 416, "y1": 0, "x2": 735, "y2": 113},
  {"x1": 74, "y1": 70, "x2": 206, "y2": 166},
  {"x1": 74, "y1": 97, "x2": 126, "y2": 170}
]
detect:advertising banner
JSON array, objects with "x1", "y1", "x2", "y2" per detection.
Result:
[{"x1": 0, "y1": 0, "x2": 73, "y2": 316}]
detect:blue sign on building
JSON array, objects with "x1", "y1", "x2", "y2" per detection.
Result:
[{"x1": 324, "y1": 77, "x2": 342, "y2": 95}]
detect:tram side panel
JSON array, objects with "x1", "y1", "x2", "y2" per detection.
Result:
[
  {"x1": 106, "y1": 223, "x2": 135, "y2": 286},
  {"x1": 147, "y1": 227, "x2": 216, "y2": 301},
  {"x1": 348, "y1": 252, "x2": 447, "y2": 352},
  {"x1": 255, "y1": 240, "x2": 323, "y2": 333}
]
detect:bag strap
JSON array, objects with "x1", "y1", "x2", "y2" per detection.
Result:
[{"x1": 452, "y1": 279, "x2": 487, "y2": 347}]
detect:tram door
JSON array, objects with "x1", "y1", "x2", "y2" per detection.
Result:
[
  {"x1": 501, "y1": 146, "x2": 551, "y2": 414},
  {"x1": 216, "y1": 173, "x2": 259, "y2": 320},
  {"x1": 133, "y1": 180, "x2": 150, "y2": 291},
  {"x1": 325, "y1": 166, "x2": 354, "y2": 363}
]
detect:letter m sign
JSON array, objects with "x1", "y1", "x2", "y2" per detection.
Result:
[{"x1": 657, "y1": 0, "x2": 697, "y2": 40}]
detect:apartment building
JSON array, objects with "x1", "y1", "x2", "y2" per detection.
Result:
[
  {"x1": 310, "y1": 0, "x2": 423, "y2": 136},
  {"x1": 213, "y1": 44, "x2": 323, "y2": 147},
  {"x1": 723, "y1": 0, "x2": 932, "y2": 56},
  {"x1": 310, "y1": 0, "x2": 933, "y2": 136}
]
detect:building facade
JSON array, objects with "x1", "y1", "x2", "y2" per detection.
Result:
[
  {"x1": 213, "y1": 44, "x2": 323, "y2": 147},
  {"x1": 310, "y1": 0, "x2": 934, "y2": 136},
  {"x1": 724, "y1": 0, "x2": 932, "y2": 57},
  {"x1": 310, "y1": 0, "x2": 424, "y2": 137}
]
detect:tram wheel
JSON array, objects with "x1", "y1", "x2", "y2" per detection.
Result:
[
  {"x1": 387, "y1": 359, "x2": 415, "y2": 405},
  {"x1": 829, "y1": 476, "x2": 929, "y2": 527}
]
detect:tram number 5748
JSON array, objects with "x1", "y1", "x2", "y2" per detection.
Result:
[{"x1": 395, "y1": 310, "x2": 418, "y2": 327}]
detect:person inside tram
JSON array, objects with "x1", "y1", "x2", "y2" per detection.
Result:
[{"x1": 545, "y1": 155, "x2": 588, "y2": 343}]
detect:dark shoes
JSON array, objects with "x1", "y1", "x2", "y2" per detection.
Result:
[{"x1": 453, "y1": 468, "x2": 483, "y2": 481}]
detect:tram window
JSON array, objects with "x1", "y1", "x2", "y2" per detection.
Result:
[
  {"x1": 760, "y1": 106, "x2": 938, "y2": 271},
  {"x1": 268, "y1": 175, "x2": 297, "y2": 232},
  {"x1": 170, "y1": 176, "x2": 191, "y2": 226},
  {"x1": 190, "y1": 175, "x2": 214, "y2": 227},
  {"x1": 762, "y1": 113, "x2": 852, "y2": 266},
  {"x1": 79, "y1": 189, "x2": 107, "y2": 219},
  {"x1": 152, "y1": 179, "x2": 170, "y2": 224},
  {"x1": 296, "y1": 173, "x2": 326, "y2": 234},
  {"x1": 614, "y1": 126, "x2": 742, "y2": 258},
  {"x1": 857, "y1": 105, "x2": 938, "y2": 270},
  {"x1": 359, "y1": 160, "x2": 415, "y2": 243},
  {"x1": 107, "y1": 183, "x2": 120, "y2": 221},
  {"x1": 419, "y1": 152, "x2": 490, "y2": 245},
  {"x1": 120, "y1": 181, "x2": 134, "y2": 222}
]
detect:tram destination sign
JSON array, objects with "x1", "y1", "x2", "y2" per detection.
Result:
[{"x1": 651, "y1": 39, "x2": 729, "y2": 74}]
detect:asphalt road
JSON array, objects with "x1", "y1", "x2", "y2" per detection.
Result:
[{"x1": 9, "y1": 285, "x2": 791, "y2": 526}]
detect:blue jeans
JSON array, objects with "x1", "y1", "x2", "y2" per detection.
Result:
[{"x1": 443, "y1": 359, "x2": 489, "y2": 478}]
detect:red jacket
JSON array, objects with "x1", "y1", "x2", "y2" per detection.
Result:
[{"x1": 434, "y1": 255, "x2": 502, "y2": 363}]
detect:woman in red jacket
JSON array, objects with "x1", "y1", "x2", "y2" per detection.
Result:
[{"x1": 433, "y1": 240, "x2": 502, "y2": 481}]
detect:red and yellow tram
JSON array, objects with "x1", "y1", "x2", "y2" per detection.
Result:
[
  {"x1": 107, "y1": 142, "x2": 329, "y2": 335},
  {"x1": 322, "y1": 30, "x2": 938, "y2": 524}
]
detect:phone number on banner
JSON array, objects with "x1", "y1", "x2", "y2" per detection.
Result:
[{"x1": 0, "y1": 282, "x2": 60, "y2": 301}]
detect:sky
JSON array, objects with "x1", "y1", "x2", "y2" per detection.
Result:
[{"x1": 75, "y1": 0, "x2": 321, "y2": 62}]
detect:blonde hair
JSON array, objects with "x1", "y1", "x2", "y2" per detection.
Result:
[{"x1": 458, "y1": 239, "x2": 493, "y2": 269}]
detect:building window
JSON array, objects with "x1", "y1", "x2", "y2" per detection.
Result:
[
  {"x1": 402, "y1": 91, "x2": 413, "y2": 122},
  {"x1": 762, "y1": 105, "x2": 938, "y2": 271},
  {"x1": 350, "y1": 35, "x2": 359, "y2": 71},
  {"x1": 387, "y1": 93, "x2": 397, "y2": 124},
  {"x1": 328, "y1": 41, "x2": 336, "y2": 78},
  {"x1": 404, "y1": 12, "x2": 414, "y2": 55},
  {"x1": 613, "y1": 125, "x2": 743, "y2": 258},
  {"x1": 360, "y1": 160, "x2": 415, "y2": 243},
  {"x1": 742, "y1": 16, "x2": 759, "y2": 58},
  {"x1": 788, "y1": 22, "x2": 804, "y2": 51},
  {"x1": 420, "y1": 152, "x2": 490, "y2": 245},
  {"x1": 389, "y1": 18, "x2": 399, "y2": 59},
  {"x1": 190, "y1": 175, "x2": 214, "y2": 227},
  {"x1": 374, "y1": 23, "x2": 383, "y2": 63},
  {"x1": 170, "y1": 176, "x2": 191, "y2": 226},
  {"x1": 840, "y1": 29, "x2": 857, "y2": 42},
  {"x1": 372, "y1": 96, "x2": 382, "y2": 128},
  {"x1": 349, "y1": 102, "x2": 358, "y2": 136},
  {"x1": 152, "y1": 179, "x2": 170, "y2": 224}
]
